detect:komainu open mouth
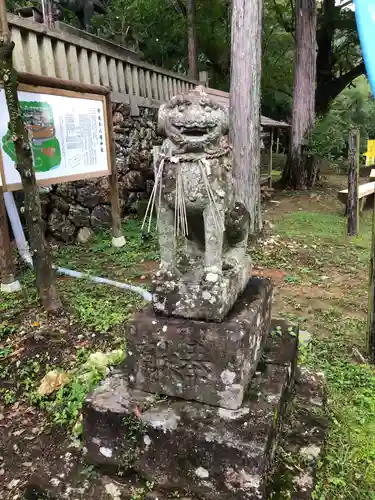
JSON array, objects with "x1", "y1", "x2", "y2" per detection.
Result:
[
  {"x1": 182, "y1": 127, "x2": 207, "y2": 137},
  {"x1": 174, "y1": 124, "x2": 215, "y2": 138}
]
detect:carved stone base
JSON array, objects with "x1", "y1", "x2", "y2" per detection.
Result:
[
  {"x1": 83, "y1": 360, "x2": 295, "y2": 499},
  {"x1": 125, "y1": 277, "x2": 272, "y2": 410},
  {"x1": 152, "y1": 257, "x2": 251, "y2": 322}
]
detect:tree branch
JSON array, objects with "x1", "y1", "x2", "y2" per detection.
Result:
[
  {"x1": 289, "y1": 0, "x2": 295, "y2": 31},
  {"x1": 338, "y1": 0, "x2": 353, "y2": 9},
  {"x1": 332, "y1": 61, "x2": 365, "y2": 92},
  {"x1": 272, "y1": 0, "x2": 296, "y2": 40},
  {"x1": 169, "y1": 0, "x2": 187, "y2": 17},
  {"x1": 263, "y1": 26, "x2": 276, "y2": 52},
  {"x1": 263, "y1": 85, "x2": 293, "y2": 98},
  {"x1": 316, "y1": 60, "x2": 365, "y2": 113}
]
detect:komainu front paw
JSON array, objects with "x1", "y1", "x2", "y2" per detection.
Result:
[
  {"x1": 223, "y1": 256, "x2": 241, "y2": 271},
  {"x1": 204, "y1": 266, "x2": 222, "y2": 283},
  {"x1": 156, "y1": 261, "x2": 181, "y2": 279}
]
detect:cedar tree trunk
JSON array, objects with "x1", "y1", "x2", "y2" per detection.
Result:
[
  {"x1": 282, "y1": 0, "x2": 317, "y2": 189},
  {"x1": 229, "y1": 0, "x2": 263, "y2": 232},
  {"x1": 0, "y1": 8, "x2": 62, "y2": 311},
  {"x1": 187, "y1": 0, "x2": 198, "y2": 80}
]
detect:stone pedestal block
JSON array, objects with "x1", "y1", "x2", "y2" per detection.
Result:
[
  {"x1": 83, "y1": 361, "x2": 294, "y2": 500},
  {"x1": 125, "y1": 277, "x2": 273, "y2": 410},
  {"x1": 152, "y1": 258, "x2": 251, "y2": 322}
]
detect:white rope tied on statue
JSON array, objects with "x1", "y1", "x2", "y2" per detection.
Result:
[
  {"x1": 199, "y1": 158, "x2": 223, "y2": 232},
  {"x1": 141, "y1": 153, "x2": 223, "y2": 245},
  {"x1": 141, "y1": 155, "x2": 165, "y2": 234}
]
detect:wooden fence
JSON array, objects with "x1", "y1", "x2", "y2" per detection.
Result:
[{"x1": 8, "y1": 13, "x2": 199, "y2": 107}]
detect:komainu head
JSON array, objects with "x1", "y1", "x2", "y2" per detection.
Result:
[{"x1": 157, "y1": 89, "x2": 229, "y2": 153}]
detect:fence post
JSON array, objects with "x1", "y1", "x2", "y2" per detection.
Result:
[
  {"x1": 268, "y1": 128, "x2": 274, "y2": 188},
  {"x1": 347, "y1": 129, "x2": 360, "y2": 236},
  {"x1": 276, "y1": 128, "x2": 280, "y2": 154},
  {"x1": 106, "y1": 95, "x2": 125, "y2": 248}
]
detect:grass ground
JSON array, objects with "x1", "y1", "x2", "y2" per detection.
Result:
[
  {"x1": 259, "y1": 177, "x2": 375, "y2": 499},
  {"x1": 1, "y1": 174, "x2": 375, "y2": 499}
]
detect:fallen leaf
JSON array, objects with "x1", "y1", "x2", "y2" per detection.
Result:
[
  {"x1": 38, "y1": 370, "x2": 71, "y2": 396},
  {"x1": 32, "y1": 322, "x2": 40, "y2": 327},
  {"x1": 134, "y1": 405, "x2": 142, "y2": 418},
  {"x1": 7, "y1": 478, "x2": 20, "y2": 489},
  {"x1": 75, "y1": 341, "x2": 89, "y2": 348},
  {"x1": 13, "y1": 429, "x2": 25, "y2": 436}
]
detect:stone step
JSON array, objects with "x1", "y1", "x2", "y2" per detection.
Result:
[
  {"x1": 82, "y1": 321, "x2": 298, "y2": 500},
  {"x1": 21, "y1": 365, "x2": 326, "y2": 500},
  {"x1": 267, "y1": 368, "x2": 329, "y2": 499},
  {"x1": 83, "y1": 364, "x2": 293, "y2": 499}
]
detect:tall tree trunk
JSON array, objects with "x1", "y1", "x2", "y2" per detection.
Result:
[
  {"x1": 282, "y1": 0, "x2": 317, "y2": 189},
  {"x1": 229, "y1": 0, "x2": 262, "y2": 233},
  {"x1": 0, "y1": 0, "x2": 62, "y2": 311},
  {"x1": 187, "y1": 0, "x2": 198, "y2": 79},
  {"x1": 315, "y1": 0, "x2": 335, "y2": 115}
]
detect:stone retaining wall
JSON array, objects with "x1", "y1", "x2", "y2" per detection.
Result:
[{"x1": 30, "y1": 103, "x2": 161, "y2": 243}]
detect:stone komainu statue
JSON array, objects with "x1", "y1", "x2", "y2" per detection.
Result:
[
  {"x1": 144, "y1": 88, "x2": 251, "y2": 322},
  {"x1": 53, "y1": 0, "x2": 106, "y2": 31}
]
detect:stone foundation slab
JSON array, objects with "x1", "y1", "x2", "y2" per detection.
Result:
[
  {"x1": 267, "y1": 368, "x2": 328, "y2": 499},
  {"x1": 83, "y1": 361, "x2": 294, "y2": 500}
]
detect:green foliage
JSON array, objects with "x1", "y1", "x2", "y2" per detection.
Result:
[
  {"x1": 275, "y1": 210, "x2": 371, "y2": 255},
  {"x1": 36, "y1": 349, "x2": 125, "y2": 432},
  {"x1": 306, "y1": 332, "x2": 375, "y2": 500},
  {"x1": 5, "y1": 0, "x2": 32, "y2": 12},
  {"x1": 258, "y1": 199, "x2": 375, "y2": 499},
  {"x1": 0, "y1": 321, "x2": 17, "y2": 340},
  {"x1": 122, "y1": 414, "x2": 145, "y2": 443},
  {"x1": 283, "y1": 275, "x2": 301, "y2": 284},
  {"x1": 0, "y1": 345, "x2": 13, "y2": 358},
  {"x1": 90, "y1": 0, "x2": 232, "y2": 88},
  {"x1": 0, "y1": 270, "x2": 38, "y2": 320},
  {"x1": 66, "y1": 285, "x2": 139, "y2": 332},
  {"x1": 129, "y1": 481, "x2": 155, "y2": 500},
  {"x1": 262, "y1": 0, "x2": 294, "y2": 119},
  {"x1": 0, "y1": 388, "x2": 16, "y2": 405},
  {"x1": 20, "y1": 358, "x2": 43, "y2": 392},
  {"x1": 311, "y1": 77, "x2": 375, "y2": 164},
  {"x1": 56, "y1": 218, "x2": 159, "y2": 272},
  {"x1": 91, "y1": 0, "x2": 296, "y2": 103},
  {"x1": 4, "y1": 0, "x2": 365, "y2": 128},
  {"x1": 56, "y1": 218, "x2": 158, "y2": 331}
]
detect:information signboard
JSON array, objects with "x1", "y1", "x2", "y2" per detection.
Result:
[
  {"x1": 0, "y1": 85, "x2": 111, "y2": 191},
  {"x1": 368, "y1": 140, "x2": 375, "y2": 157}
]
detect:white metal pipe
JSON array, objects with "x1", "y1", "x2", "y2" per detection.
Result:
[
  {"x1": 4, "y1": 192, "x2": 152, "y2": 302},
  {"x1": 3, "y1": 191, "x2": 33, "y2": 266},
  {"x1": 54, "y1": 266, "x2": 152, "y2": 301}
]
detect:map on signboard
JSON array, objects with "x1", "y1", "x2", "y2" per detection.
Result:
[
  {"x1": 0, "y1": 88, "x2": 110, "y2": 190},
  {"x1": 2, "y1": 101, "x2": 62, "y2": 172}
]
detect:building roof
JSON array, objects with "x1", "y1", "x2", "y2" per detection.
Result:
[{"x1": 197, "y1": 86, "x2": 290, "y2": 128}]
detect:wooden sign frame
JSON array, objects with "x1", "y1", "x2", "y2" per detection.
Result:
[
  {"x1": 0, "y1": 72, "x2": 124, "y2": 247},
  {"x1": 0, "y1": 83, "x2": 111, "y2": 191}
]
